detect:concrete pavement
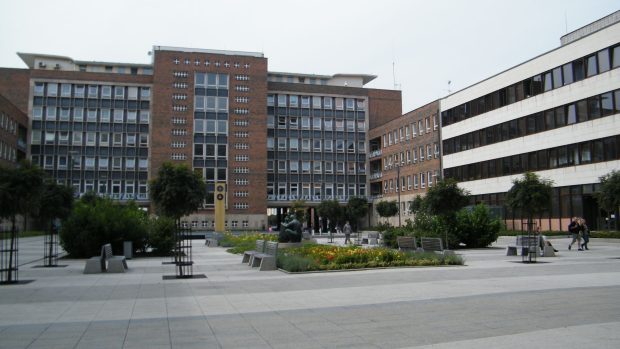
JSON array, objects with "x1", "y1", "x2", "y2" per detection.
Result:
[{"x1": 0, "y1": 235, "x2": 619, "y2": 348}]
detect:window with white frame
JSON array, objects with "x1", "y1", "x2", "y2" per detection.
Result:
[{"x1": 421, "y1": 173, "x2": 426, "y2": 188}]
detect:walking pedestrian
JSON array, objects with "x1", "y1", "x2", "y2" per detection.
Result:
[
  {"x1": 343, "y1": 221, "x2": 352, "y2": 245},
  {"x1": 580, "y1": 218, "x2": 590, "y2": 250},
  {"x1": 568, "y1": 217, "x2": 581, "y2": 250}
]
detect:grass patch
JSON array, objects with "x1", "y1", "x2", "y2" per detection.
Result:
[
  {"x1": 1, "y1": 230, "x2": 45, "y2": 240},
  {"x1": 277, "y1": 244, "x2": 464, "y2": 272}
]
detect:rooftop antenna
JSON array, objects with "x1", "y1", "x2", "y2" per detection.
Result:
[
  {"x1": 446, "y1": 80, "x2": 452, "y2": 95},
  {"x1": 392, "y1": 61, "x2": 401, "y2": 90}
]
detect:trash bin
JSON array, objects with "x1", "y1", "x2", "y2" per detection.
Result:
[{"x1": 123, "y1": 241, "x2": 133, "y2": 259}]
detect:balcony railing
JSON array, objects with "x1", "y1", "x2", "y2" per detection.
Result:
[
  {"x1": 369, "y1": 172, "x2": 383, "y2": 180},
  {"x1": 368, "y1": 149, "x2": 382, "y2": 159}
]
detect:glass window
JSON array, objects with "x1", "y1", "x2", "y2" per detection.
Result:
[
  {"x1": 543, "y1": 71, "x2": 553, "y2": 91},
  {"x1": 207, "y1": 73, "x2": 217, "y2": 87},
  {"x1": 289, "y1": 95, "x2": 298, "y2": 107},
  {"x1": 586, "y1": 55, "x2": 598, "y2": 77},
  {"x1": 323, "y1": 97, "x2": 332, "y2": 109},
  {"x1": 312, "y1": 96, "x2": 321, "y2": 108},
  {"x1": 102, "y1": 86, "x2": 112, "y2": 98},
  {"x1": 552, "y1": 67, "x2": 562, "y2": 89},
  {"x1": 46, "y1": 107, "x2": 56, "y2": 121},
  {"x1": 601, "y1": 92, "x2": 614, "y2": 117},
  {"x1": 88, "y1": 85, "x2": 98, "y2": 98},
  {"x1": 613, "y1": 45, "x2": 620, "y2": 68},
  {"x1": 114, "y1": 86, "x2": 124, "y2": 98},
  {"x1": 576, "y1": 100, "x2": 588, "y2": 123},
  {"x1": 588, "y1": 95, "x2": 601, "y2": 119},
  {"x1": 61, "y1": 84, "x2": 71, "y2": 97},
  {"x1": 75, "y1": 85, "x2": 85, "y2": 98},
  {"x1": 562, "y1": 63, "x2": 573, "y2": 85},
  {"x1": 598, "y1": 49, "x2": 610, "y2": 73},
  {"x1": 195, "y1": 73, "x2": 206, "y2": 87},
  {"x1": 573, "y1": 59, "x2": 585, "y2": 81},
  {"x1": 217, "y1": 74, "x2": 228, "y2": 88},
  {"x1": 47, "y1": 83, "x2": 58, "y2": 96},
  {"x1": 128, "y1": 87, "x2": 138, "y2": 100},
  {"x1": 33, "y1": 107, "x2": 43, "y2": 120},
  {"x1": 75, "y1": 108, "x2": 85, "y2": 121},
  {"x1": 566, "y1": 104, "x2": 577, "y2": 125}
]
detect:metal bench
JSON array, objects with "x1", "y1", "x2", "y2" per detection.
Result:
[
  {"x1": 204, "y1": 232, "x2": 220, "y2": 247},
  {"x1": 83, "y1": 244, "x2": 128, "y2": 273},
  {"x1": 251, "y1": 241, "x2": 278, "y2": 271},
  {"x1": 507, "y1": 235, "x2": 540, "y2": 256},
  {"x1": 242, "y1": 239, "x2": 265, "y2": 265},
  {"x1": 103, "y1": 243, "x2": 128, "y2": 273},
  {"x1": 367, "y1": 232, "x2": 380, "y2": 246},
  {"x1": 420, "y1": 237, "x2": 443, "y2": 253},
  {"x1": 397, "y1": 236, "x2": 418, "y2": 252}
]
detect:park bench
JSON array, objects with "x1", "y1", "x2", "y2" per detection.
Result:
[
  {"x1": 83, "y1": 243, "x2": 128, "y2": 274},
  {"x1": 367, "y1": 232, "x2": 380, "y2": 246},
  {"x1": 397, "y1": 236, "x2": 418, "y2": 252},
  {"x1": 420, "y1": 237, "x2": 444, "y2": 253},
  {"x1": 506, "y1": 235, "x2": 540, "y2": 256},
  {"x1": 204, "y1": 232, "x2": 219, "y2": 247},
  {"x1": 242, "y1": 239, "x2": 265, "y2": 265},
  {"x1": 250, "y1": 241, "x2": 278, "y2": 271}
]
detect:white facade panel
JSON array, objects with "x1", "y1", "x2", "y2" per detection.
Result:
[
  {"x1": 444, "y1": 113, "x2": 620, "y2": 168},
  {"x1": 442, "y1": 69, "x2": 620, "y2": 140},
  {"x1": 441, "y1": 22, "x2": 620, "y2": 112},
  {"x1": 459, "y1": 160, "x2": 620, "y2": 195}
]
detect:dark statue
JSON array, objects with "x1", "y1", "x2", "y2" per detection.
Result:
[{"x1": 279, "y1": 212, "x2": 302, "y2": 243}]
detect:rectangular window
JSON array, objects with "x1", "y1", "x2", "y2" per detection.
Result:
[
  {"x1": 552, "y1": 67, "x2": 563, "y2": 89},
  {"x1": 586, "y1": 55, "x2": 598, "y2": 77},
  {"x1": 598, "y1": 49, "x2": 610, "y2": 73},
  {"x1": 114, "y1": 86, "x2": 124, "y2": 99},
  {"x1": 562, "y1": 63, "x2": 574, "y2": 85}
]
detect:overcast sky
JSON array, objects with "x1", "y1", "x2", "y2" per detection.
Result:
[{"x1": 1, "y1": 0, "x2": 618, "y2": 112}]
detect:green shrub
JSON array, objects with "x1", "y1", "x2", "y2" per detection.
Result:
[
  {"x1": 590, "y1": 231, "x2": 620, "y2": 239},
  {"x1": 277, "y1": 254, "x2": 316, "y2": 272},
  {"x1": 221, "y1": 232, "x2": 278, "y2": 254},
  {"x1": 455, "y1": 204, "x2": 502, "y2": 248},
  {"x1": 147, "y1": 216, "x2": 176, "y2": 256},
  {"x1": 60, "y1": 196, "x2": 148, "y2": 258}
]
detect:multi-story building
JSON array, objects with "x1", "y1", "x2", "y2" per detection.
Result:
[
  {"x1": 368, "y1": 100, "x2": 441, "y2": 226},
  {"x1": 441, "y1": 12, "x2": 620, "y2": 230},
  {"x1": 0, "y1": 47, "x2": 401, "y2": 231},
  {"x1": 16, "y1": 53, "x2": 153, "y2": 204},
  {"x1": 265, "y1": 73, "x2": 401, "y2": 229},
  {"x1": 0, "y1": 94, "x2": 28, "y2": 168}
]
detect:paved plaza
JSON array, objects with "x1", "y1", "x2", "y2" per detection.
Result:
[{"x1": 0, "y1": 236, "x2": 619, "y2": 349}]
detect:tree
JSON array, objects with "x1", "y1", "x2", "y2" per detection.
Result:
[
  {"x1": 38, "y1": 181, "x2": 74, "y2": 266},
  {"x1": 317, "y1": 200, "x2": 344, "y2": 232},
  {"x1": 345, "y1": 197, "x2": 369, "y2": 232},
  {"x1": 597, "y1": 170, "x2": 620, "y2": 227},
  {"x1": 420, "y1": 178, "x2": 469, "y2": 249},
  {"x1": 0, "y1": 161, "x2": 45, "y2": 282},
  {"x1": 409, "y1": 195, "x2": 427, "y2": 214},
  {"x1": 456, "y1": 204, "x2": 502, "y2": 248},
  {"x1": 149, "y1": 162, "x2": 206, "y2": 223},
  {"x1": 290, "y1": 199, "x2": 307, "y2": 223},
  {"x1": 505, "y1": 172, "x2": 553, "y2": 232},
  {"x1": 375, "y1": 201, "x2": 398, "y2": 223}
]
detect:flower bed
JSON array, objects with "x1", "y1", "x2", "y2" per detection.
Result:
[
  {"x1": 219, "y1": 232, "x2": 278, "y2": 254},
  {"x1": 277, "y1": 244, "x2": 464, "y2": 272}
]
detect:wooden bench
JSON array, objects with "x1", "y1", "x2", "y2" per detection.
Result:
[
  {"x1": 507, "y1": 235, "x2": 540, "y2": 256},
  {"x1": 242, "y1": 239, "x2": 265, "y2": 265},
  {"x1": 83, "y1": 243, "x2": 128, "y2": 274},
  {"x1": 420, "y1": 237, "x2": 443, "y2": 253},
  {"x1": 397, "y1": 236, "x2": 418, "y2": 252},
  {"x1": 250, "y1": 241, "x2": 278, "y2": 271}
]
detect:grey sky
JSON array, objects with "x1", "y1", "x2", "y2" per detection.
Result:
[{"x1": 1, "y1": 0, "x2": 618, "y2": 112}]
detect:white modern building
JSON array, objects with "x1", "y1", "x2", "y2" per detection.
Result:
[{"x1": 440, "y1": 11, "x2": 620, "y2": 231}]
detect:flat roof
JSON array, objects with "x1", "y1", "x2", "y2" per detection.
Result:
[
  {"x1": 17, "y1": 52, "x2": 152, "y2": 69},
  {"x1": 153, "y1": 46, "x2": 264, "y2": 58}
]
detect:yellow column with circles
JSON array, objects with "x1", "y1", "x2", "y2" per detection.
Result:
[{"x1": 214, "y1": 182, "x2": 226, "y2": 232}]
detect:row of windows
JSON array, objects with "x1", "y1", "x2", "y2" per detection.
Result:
[
  {"x1": 173, "y1": 57, "x2": 250, "y2": 70},
  {"x1": 193, "y1": 119, "x2": 228, "y2": 134},
  {"x1": 267, "y1": 183, "x2": 367, "y2": 198},
  {"x1": 34, "y1": 83, "x2": 151, "y2": 100},
  {"x1": 31, "y1": 131, "x2": 148, "y2": 147},
  {"x1": 267, "y1": 160, "x2": 366, "y2": 174},
  {"x1": 383, "y1": 171, "x2": 438, "y2": 193},
  {"x1": 268, "y1": 138, "x2": 366, "y2": 153},
  {"x1": 195, "y1": 73, "x2": 229, "y2": 88},
  {"x1": 269, "y1": 107, "x2": 365, "y2": 121},
  {"x1": 62, "y1": 179, "x2": 148, "y2": 197},
  {"x1": 0, "y1": 140, "x2": 17, "y2": 162},
  {"x1": 383, "y1": 116, "x2": 438, "y2": 147},
  {"x1": 195, "y1": 167, "x2": 227, "y2": 182},
  {"x1": 171, "y1": 153, "x2": 187, "y2": 160},
  {"x1": 0, "y1": 112, "x2": 19, "y2": 135},
  {"x1": 34, "y1": 155, "x2": 148, "y2": 171},
  {"x1": 442, "y1": 43, "x2": 620, "y2": 126},
  {"x1": 444, "y1": 135, "x2": 620, "y2": 182},
  {"x1": 32, "y1": 107, "x2": 150, "y2": 124},
  {"x1": 381, "y1": 143, "x2": 440, "y2": 170},
  {"x1": 194, "y1": 143, "x2": 227, "y2": 158},
  {"x1": 181, "y1": 220, "x2": 251, "y2": 229},
  {"x1": 443, "y1": 89, "x2": 620, "y2": 155},
  {"x1": 194, "y1": 96, "x2": 229, "y2": 112},
  {"x1": 268, "y1": 94, "x2": 365, "y2": 110},
  {"x1": 268, "y1": 115, "x2": 366, "y2": 131}
]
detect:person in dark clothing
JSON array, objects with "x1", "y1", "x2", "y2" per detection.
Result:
[
  {"x1": 579, "y1": 218, "x2": 590, "y2": 250},
  {"x1": 568, "y1": 217, "x2": 581, "y2": 250},
  {"x1": 343, "y1": 221, "x2": 352, "y2": 245}
]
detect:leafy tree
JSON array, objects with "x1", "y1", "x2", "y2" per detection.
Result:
[
  {"x1": 419, "y1": 178, "x2": 469, "y2": 249},
  {"x1": 38, "y1": 181, "x2": 74, "y2": 266},
  {"x1": 148, "y1": 216, "x2": 177, "y2": 256},
  {"x1": 345, "y1": 197, "x2": 369, "y2": 232},
  {"x1": 409, "y1": 195, "x2": 427, "y2": 214},
  {"x1": 290, "y1": 200, "x2": 307, "y2": 222},
  {"x1": 0, "y1": 161, "x2": 45, "y2": 282},
  {"x1": 317, "y1": 200, "x2": 344, "y2": 232},
  {"x1": 375, "y1": 201, "x2": 398, "y2": 223},
  {"x1": 597, "y1": 170, "x2": 620, "y2": 223},
  {"x1": 456, "y1": 204, "x2": 502, "y2": 248},
  {"x1": 149, "y1": 162, "x2": 206, "y2": 223},
  {"x1": 505, "y1": 172, "x2": 553, "y2": 232}
]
